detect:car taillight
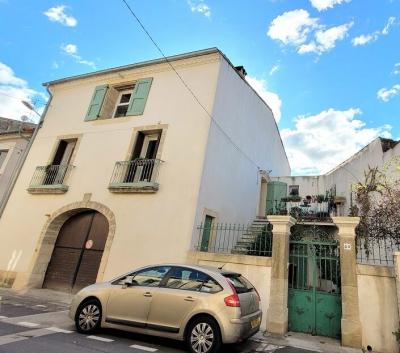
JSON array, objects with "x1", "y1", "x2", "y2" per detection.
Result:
[{"x1": 224, "y1": 280, "x2": 240, "y2": 307}]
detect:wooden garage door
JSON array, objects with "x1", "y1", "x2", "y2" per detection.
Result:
[{"x1": 43, "y1": 211, "x2": 108, "y2": 292}]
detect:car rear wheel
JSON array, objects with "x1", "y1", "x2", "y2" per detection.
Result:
[
  {"x1": 186, "y1": 316, "x2": 221, "y2": 353},
  {"x1": 75, "y1": 299, "x2": 102, "y2": 334}
]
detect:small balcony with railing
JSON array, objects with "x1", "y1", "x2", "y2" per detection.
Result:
[
  {"x1": 27, "y1": 164, "x2": 74, "y2": 194},
  {"x1": 108, "y1": 158, "x2": 162, "y2": 193}
]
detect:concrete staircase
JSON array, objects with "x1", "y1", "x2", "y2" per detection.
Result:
[{"x1": 231, "y1": 218, "x2": 270, "y2": 254}]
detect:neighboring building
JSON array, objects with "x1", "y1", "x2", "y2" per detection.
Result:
[
  {"x1": 269, "y1": 137, "x2": 400, "y2": 217},
  {"x1": 0, "y1": 48, "x2": 289, "y2": 290},
  {"x1": 0, "y1": 117, "x2": 36, "y2": 211}
]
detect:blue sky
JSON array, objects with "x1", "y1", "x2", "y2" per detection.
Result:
[{"x1": 0, "y1": 0, "x2": 399, "y2": 175}]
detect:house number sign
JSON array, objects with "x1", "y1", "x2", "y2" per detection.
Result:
[{"x1": 344, "y1": 243, "x2": 352, "y2": 250}]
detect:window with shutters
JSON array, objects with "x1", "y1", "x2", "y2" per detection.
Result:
[{"x1": 84, "y1": 77, "x2": 153, "y2": 121}]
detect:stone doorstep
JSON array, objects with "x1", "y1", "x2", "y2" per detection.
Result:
[{"x1": 252, "y1": 331, "x2": 363, "y2": 353}]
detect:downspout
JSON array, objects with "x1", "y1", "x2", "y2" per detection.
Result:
[{"x1": 0, "y1": 85, "x2": 53, "y2": 218}]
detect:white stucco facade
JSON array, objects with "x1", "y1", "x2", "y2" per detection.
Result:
[{"x1": 0, "y1": 48, "x2": 289, "y2": 289}]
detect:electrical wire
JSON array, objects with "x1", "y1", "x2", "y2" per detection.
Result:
[{"x1": 120, "y1": 0, "x2": 261, "y2": 171}]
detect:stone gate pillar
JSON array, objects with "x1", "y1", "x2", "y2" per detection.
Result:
[
  {"x1": 332, "y1": 216, "x2": 362, "y2": 348},
  {"x1": 266, "y1": 215, "x2": 296, "y2": 334}
]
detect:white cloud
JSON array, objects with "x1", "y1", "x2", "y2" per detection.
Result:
[
  {"x1": 281, "y1": 108, "x2": 392, "y2": 175},
  {"x1": 377, "y1": 84, "x2": 400, "y2": 102},
  {"x1": 299, "y1": 22, "x2": 353, "y2": 54},
  {"x1": 394, "y1": 63, "x2": 400, "y2": 75},
  {"x1": 0, "y1": 62, "x2": 45, "y2": 122},
  {"x1": 352, "y1": 17, "x2": 396, "y2": 46},
  {"x1": 43, "y1": 5, "x2": 77, "y2": 27},
  {"x1": 187, "y1": 0, "x2": 211, "y2": 18},
  {"x1": 267, "y1": 9, "x2": 319, "y2": 46},
  {"x1": 310, "y1": 0, "x2": 351, "y2": 11},
  {"x1": 268, "y1": 9, "x2": 352, "y2": 55},
  {"x1": 382, "y1": 16, "x2": 396, "y2": 35},
  {"x1": 269, "y1": 65, "x2": 280, "y2": 76},
  {"x1": 61, "y1": 43, "x2": 96, "y2": 69},
  {"x1": 246, "y1": 76, "x2": 282, "y2": 123},
  {"x1": 352, "y1": 33, "x2": 377, "y2": 46}
]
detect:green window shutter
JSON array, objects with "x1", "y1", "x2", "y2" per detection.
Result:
[
  {"x1": 126, "y1": 78, "x2": 153, "y2": 116},
  {"x1": 85, "y1": 85, "x2": 108, "y2": 121}
]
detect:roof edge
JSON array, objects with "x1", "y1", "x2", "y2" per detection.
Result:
[{"x1": 43, "y1": 47, "x2": 221, "y2": 87}]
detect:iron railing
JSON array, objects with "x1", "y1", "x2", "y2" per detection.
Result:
[
  {"x1": 109, "y1": 159, "x2": 162, "y2": 186},
  {"x1": 195, "y1": 223, "x2": 273, "y2": 257},
  {"x1": 267, "y1": 199, "x2": 335, "y2": 222},
  {"x1": 356, "y1": 235, "x2": 400, "y2": 266},
  {"x1": 29, "y1": 164, "x2": 74, "y2": 188}
]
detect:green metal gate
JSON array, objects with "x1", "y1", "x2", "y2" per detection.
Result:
[{"x1": 288, "y1": 225, "x2": 342, "y2": 338}]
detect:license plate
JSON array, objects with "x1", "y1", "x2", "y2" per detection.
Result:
[{"x1": 251, "y1": 317, "x2": 260, "y2": 329}]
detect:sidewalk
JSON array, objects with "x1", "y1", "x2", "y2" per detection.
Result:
[
  {"x1": 251, "y1": 331, "x2": 363, "y2": 353},
  {"x1": 0, "y1": 287, "x2": 72, "y2": 309}
]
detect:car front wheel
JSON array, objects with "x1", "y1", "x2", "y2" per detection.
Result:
[
  {"x1": 186, "y1": 316, "x2": 221, "y2": 353},
  {"x1": 75, "y1": 299, "x2": 102, "y2": 334}
]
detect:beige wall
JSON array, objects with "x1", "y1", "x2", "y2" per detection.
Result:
[
  {"x1": 187, "y1": 251, "x2": 272, "y2": 331},
  {"x1": 0, "y1": 53, "x2": 221, "y2": 286},
  {"x1": 357, "y1": 264, "x2": 399, "y2": 353}
]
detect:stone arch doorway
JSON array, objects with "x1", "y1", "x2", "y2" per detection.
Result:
[
  {"x1": 12, "y1": 201, "x2": 116, "y2": 291},
  {"x1": 43, "y1": 210, "x2": 108, "y2": 292}
]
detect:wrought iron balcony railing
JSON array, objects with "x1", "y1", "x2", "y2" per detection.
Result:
[
  {"x1": 28, "y1": 164, "x2": 74, "y2": 193},
  {"x1": 109, "y1": 158, "x2": 162, "y2": 193}
]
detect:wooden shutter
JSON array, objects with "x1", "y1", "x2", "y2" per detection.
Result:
[
  {"x1": 126, "y1": 78, "x2": 153, "y2": 116},
  {"x1": 99, "y1": 86, "x2": 119, "y2": 119},
  {"x1": 85, "y1": 85, "x2": 108, "y2": 121}
]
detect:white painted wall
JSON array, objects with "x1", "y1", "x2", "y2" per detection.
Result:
[{"x1": 194, "y1": 58, "x2": 290, "y2": 239}]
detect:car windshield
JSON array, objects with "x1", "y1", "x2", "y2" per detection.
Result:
[{"x1": 223, "y1": 273, "x2": 254, "y2": 294}]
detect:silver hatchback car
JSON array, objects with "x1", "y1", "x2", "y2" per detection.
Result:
[{"x1": 70, "y1": 264, "x2": 262, "y2": 353}]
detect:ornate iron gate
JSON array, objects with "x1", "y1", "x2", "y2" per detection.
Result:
[{"x1": 288, "y1": 225, "x2": 342, "y2": 338}]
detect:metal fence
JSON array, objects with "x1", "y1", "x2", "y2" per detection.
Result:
[
  {"x1": 356, "y1": 235, "x2": 400, "y2": 266},
  {"x1": 29, "y1": 164, "x2": 74, "y2": 187},
  {"x1": 195, "y1": 223, "x2": 273, "y2": 257},
  {"x1": 267, "y1": 199, "x2": 334, "y2": 222},
  {"x1": 109, "y1": 159, "x2": 162, "y2": 186}
]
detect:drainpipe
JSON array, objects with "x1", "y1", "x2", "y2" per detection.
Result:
[{"x1": 0, "y1": 85, "x2": 53, "y2": 218}]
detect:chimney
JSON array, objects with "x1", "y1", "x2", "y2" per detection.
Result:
[{"x1": 235, "y1": 65, "x2": 247, "y2": 79}]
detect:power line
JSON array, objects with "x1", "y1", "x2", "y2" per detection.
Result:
[{"x1": 120, "y1": 0, "x2": 261, "y2": 171}]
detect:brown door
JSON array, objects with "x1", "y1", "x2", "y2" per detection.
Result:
[{"x1": 43, "y1": 211, "x2": 108, "y2": 292}]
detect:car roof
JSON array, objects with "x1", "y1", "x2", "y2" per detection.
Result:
[{"x1": 144, "y1": 263, "x2": 241, "y2": 277}]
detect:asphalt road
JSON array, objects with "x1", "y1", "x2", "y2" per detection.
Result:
[{"x1": 0, "y1": 291, "x2": 316, "y2": 353}]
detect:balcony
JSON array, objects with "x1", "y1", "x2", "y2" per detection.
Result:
[
  {"x1": 27, "y1": 164, "x2": 74, "y2": 194},
  {"x1": 108, "y1": 158, "x2": 162, "y2": 193},
  {"x1": 266, "y1": 194, "x2": 345, "y2": 224}
]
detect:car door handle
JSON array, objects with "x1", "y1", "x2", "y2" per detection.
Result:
[
  {"x1": 143, "y1": 292, "x2": 152, "y2": 297},
  {"x1": 184, "y1": 296, "x2": 195, "y2": 302}
]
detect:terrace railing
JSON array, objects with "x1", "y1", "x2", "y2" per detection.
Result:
[
  {"x1": 356, "y1": 234, "x2": 400, "y2": 266},
  {"x1": 195, "y1": 222, "x2": 273, "y2": 257},
  {"x1": 267, "y1": 198, "x2": 335, "y2": 223}
]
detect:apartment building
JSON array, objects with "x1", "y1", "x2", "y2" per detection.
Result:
[{"x1": 0, "y1": 48, "x2": 289, "y2": 291}]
